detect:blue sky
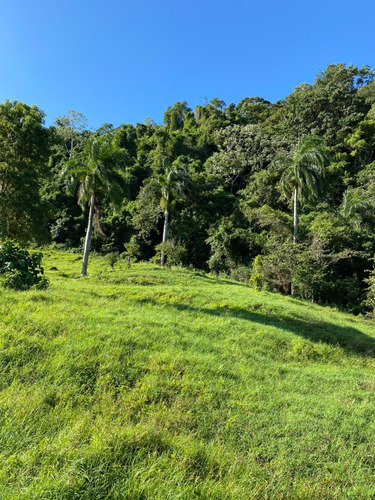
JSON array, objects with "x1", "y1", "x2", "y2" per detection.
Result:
[{"x1": 0, "y1": 0, "x2": 373, "y2": 129}]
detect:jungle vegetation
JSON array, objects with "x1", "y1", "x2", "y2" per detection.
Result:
[{"x1": 1, "y1": 63, "x2": 375, "y2": 313}]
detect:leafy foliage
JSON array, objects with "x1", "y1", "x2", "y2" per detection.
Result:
[
  {"x1": 0, "y1": 241, "x2": 49, "y2": 290},
  {"x1": 154, "y1": 240, "x2": 187, "y2": 266},
  {"x1": 123, "y1": 237, "x2": 141, "y2": 266},
  {"x1": 62, "y1": 130, "x2": 130, "y2": 275},
  {"x1": 1, "y1": 63, "x2": 375, "y2": 311},
  {"x1": 0, "y1": 100, "x2": 51, "y2": 242}
]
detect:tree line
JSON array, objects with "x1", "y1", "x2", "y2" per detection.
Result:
[{"x1": 1, "y1": 63, "x2": 375, "y2": 313}]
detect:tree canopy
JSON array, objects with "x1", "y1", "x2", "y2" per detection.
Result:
[
  {"x1": 0, "y1": 100, "x2": 51, "y2": 242},
  {"x1": 2, "y1": 63, "x2": 375, "y2": 313}
]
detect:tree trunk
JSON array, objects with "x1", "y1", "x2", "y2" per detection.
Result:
[
  {"x1": 160, "y1": 209, "x2": 169, "y2": 266},
  {"x1": 81, "y1": 194, "x2": 95, "y2": 277},
  {"x1": 290, "y1": 187, "x2": 299, "y2": 295},
  {"x1": 293, "y1": 187, "x2": 298, "y2": 246}
]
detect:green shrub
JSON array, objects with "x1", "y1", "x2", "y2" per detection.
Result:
[
  {"x1": 230, "y1": 265, "x2": 251, "y2": 284},
  {"x1": 250, "y1": 255, "x2": 263, "y2": 289},
  {"x1": 250, "y1": 244, "x2": 294, "y2": 294},
  {"x1": 154, "y1": 240, "x2": 187, "y2": 267},
  {"x1": 365, "y1": 259, "x2": 375, "y2": 315},
  {"x1": 106, "y1": 252, "x2": 119, "y2": 270},
  {"x1": 0, "y1": 241, "x2": 49, "y2": 290},
  {"x1": 123, "y1": 238, "x2": 141, "y2": 267}
]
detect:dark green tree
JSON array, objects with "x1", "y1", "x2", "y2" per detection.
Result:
[
  {"x1": 0, "y1": 100, "x2": 51, "y2": 242},
  {"x1": 43, "y1": 110, "x2": 89, "y2": 248}
]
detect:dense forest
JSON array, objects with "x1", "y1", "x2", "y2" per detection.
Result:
[{"x1": 1, "y1": 63, "x2": 375, "y2": 314}]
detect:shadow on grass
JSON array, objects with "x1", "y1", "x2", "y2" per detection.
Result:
[
  {"x1": 193, "y1": 273, "x2": 251, "y2": 288},
  {"x1": 138, "y1": 298, "x2": 375, "y2": 357}
]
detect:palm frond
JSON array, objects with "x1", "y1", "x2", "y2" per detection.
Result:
[{"x1": 277, "y1": 135, "x2": 330, "y2": 204}]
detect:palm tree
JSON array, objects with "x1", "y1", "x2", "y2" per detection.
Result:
[
  {"x1": 338, "y1": 187, "x2": 371, "y2": 227},
  {"x1": 157, "y1": 162, "x2": 187, "y2": 266},
  {"x1": 277, "y1": 136, "x2": 330, "y2": 245},
  {"x1": 62, "y1": 133, "x2": 128, "y2": 276}
]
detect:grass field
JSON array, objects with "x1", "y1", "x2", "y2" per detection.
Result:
[{"x1": 1, "y1": 249, "x2": 375, "y2": 499}]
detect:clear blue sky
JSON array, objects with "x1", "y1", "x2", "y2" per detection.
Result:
[{"x1": 0, "y1": 0, "x2": 373, "y2": 129}]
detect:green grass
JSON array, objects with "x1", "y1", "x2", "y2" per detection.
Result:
[{"x1": 1, "y1": 249, "x2": 375, "y2": 499}]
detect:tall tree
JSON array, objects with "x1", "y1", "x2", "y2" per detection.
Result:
[
  {"x1": 164, "y1": 101, "x2": 193, "y2": 132},
  {"x1": 42, "y1": 111, "x2": 89, "y2": 247},
  {"x1": 54, "y1": 110, "x2": 88, "y2": 160},
  {"x1": 63, "y1": 131, "x2": 128, "y2": 276},
  {"x1": 278, "y1": 64, "x2": 374, "y2": 149},
  {"x1": 152, "y1": 159, "x2": 187, "y2": 265},
  {"x1": 0, "y1": 100, "x2": 51, "y2": 242},
  {"x1": 277, "y1": 136, "x2": 330, "y2": 246}
]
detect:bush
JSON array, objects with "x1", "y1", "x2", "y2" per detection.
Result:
[
  {"x1": 154, "y1": 240, "x2": 187, "y2": 267},
  {"x1": 106, "y1": 252, "x2": 119, "y2": 270},
  {"x1": 365, "y1": 259, "x2": 375, "y2": 315},
  {"x1": 123, "y1": 238, "x2": 141, "y2": 267},
  {"x1": 230, "y1": 265, "x2": 251, "y2": 284},
  {"x1": 250, "y1": 243, "x2": 294, "y2": 295},
  {"x1": 250, "y1": 255, "x2": 263, "y2": 289},
  {"x1": 0, "y1": 241, "x2": 49, "y2": 290}
]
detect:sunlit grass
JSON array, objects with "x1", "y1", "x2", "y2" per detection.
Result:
[{"x1": 1, "y1": 249, "x2": 375, "y2": 498}]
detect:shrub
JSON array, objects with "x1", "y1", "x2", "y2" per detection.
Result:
[
  {"x1": 123, "y1": 238, "x2": 141, "y2": 267},
  {"x1": 154, "y1": 240, "x2": 187, "y2": 267},
  {"x1": 250, "y1": 255, "x2": 263, "y2": 289},
  {"x1": 230, "y1": 265, "x2": 251, "y2": 284},
  {"x1": 365, "y1": 259, "x2": 375, "y2": 315},
  {"x1": 106, "y1": 252, "x2": 119, "y2": 270},
  {"x1": 250, "y1": 243, "x2": 294, "y2": 294},
  {"x1": 0, "y1": 241, "x2": 49, "y2": 290}
]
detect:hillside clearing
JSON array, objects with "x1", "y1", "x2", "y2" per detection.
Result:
[{"x1": 1, "y1": 250, "x2": 375, "y2": 499}]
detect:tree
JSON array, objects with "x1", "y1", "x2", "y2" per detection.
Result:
[
  {"x1": 338, "y1": 187, "x2": 372, "y2": 227},
  {"x1": 54, "y1": 110, "x2": 88, "y2": 160},
  {"x1": 153, "y1": 159, "x2": 187, "y2": 265},
  {"x1": 63, "y1": 131, "x2": 129, "y2": 276},
  {"x1": 277, "y1": 136, "x2": 330, "y2": 246},
  {"x1": 43, "y1": 111, "x2": 89, "y2": 248},
  {"x1": 236, "y1": 97, "x2": 272, "y2": 124},
  {"x1": 163, "y1": 101, "x2": 193, "y2": 132},
  {"x1": 278, "y1": 64, "x2": 374, "y2": 149},
  {"x1": 0, "y1": 100, "x2": 51, "y2": 242}
]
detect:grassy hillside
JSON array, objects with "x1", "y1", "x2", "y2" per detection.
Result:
[{"x1": 1, "y1": 250, "x2": 375, "y2": 499}]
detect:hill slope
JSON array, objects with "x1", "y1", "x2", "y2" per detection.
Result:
[{"x1": 1, "y1": 250, "x2": 375, "y2": 499}]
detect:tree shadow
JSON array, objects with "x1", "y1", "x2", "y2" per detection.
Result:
[
  {"x1": 137, "y1": 298, "x2": 375, "y2": 357},
  {"x1": 192, "y1": 273, "x2": 251, "y2": 288}
]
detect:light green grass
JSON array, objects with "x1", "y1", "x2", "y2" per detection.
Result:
[{"x1": 1, "y1": 249, "x2": 375, "y2": 499}]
